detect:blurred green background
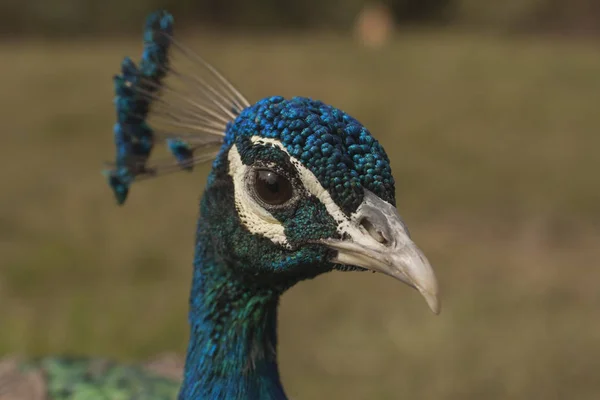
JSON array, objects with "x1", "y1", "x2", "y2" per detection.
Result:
[{"x1": 1, "y1": 0, "x2": 599, "y2": 399}]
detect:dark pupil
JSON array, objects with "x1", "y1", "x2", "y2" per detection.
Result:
[{"x1": 254, "y1": 169, "x2": 293, "y2": 205}]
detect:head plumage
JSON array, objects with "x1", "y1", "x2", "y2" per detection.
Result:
[{"x1": 100, "y1": 10, "x2": 439, "y2": 314}]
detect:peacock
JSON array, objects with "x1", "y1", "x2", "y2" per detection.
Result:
[{"x1": 0, "y1": 10, "x2": 440, "y2": 400}]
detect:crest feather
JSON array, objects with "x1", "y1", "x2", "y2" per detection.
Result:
[{"x1": 103, "y1": 10, "x2": 248, "y2": 204}]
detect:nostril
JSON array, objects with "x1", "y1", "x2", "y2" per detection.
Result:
[{"x1": 360, "y1": 218, "x2": 389, "y2": 245}]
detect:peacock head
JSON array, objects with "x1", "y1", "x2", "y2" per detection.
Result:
[{"x1": 104, "y1": 11, "x2": 440, "y2": 313}]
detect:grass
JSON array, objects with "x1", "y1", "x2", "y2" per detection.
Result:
[{"x1": 1, "y1": 30, "x2": 599, "y2": 399}]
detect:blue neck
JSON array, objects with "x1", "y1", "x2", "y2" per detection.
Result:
[{"x1": 178, "y1": 220, "x2": 288, "y2": 400}]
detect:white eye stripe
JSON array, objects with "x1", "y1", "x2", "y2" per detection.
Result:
[
  {"x1": 227, "y1": 145, "x2": 290, "y2": 248},
  {"x1": 248, "y1": 137, "x2": 364, "y2": 239}
]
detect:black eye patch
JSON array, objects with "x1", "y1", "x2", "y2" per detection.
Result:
[
  {"x1": 241, "y1": 141, "x2": 287, "y2": 164},
  {"x1": 235, "y1": 137, "x2": 303, "y2": 189},
  {"x1": 233, "y1": 136, "x2": 308, "y2": 217}
]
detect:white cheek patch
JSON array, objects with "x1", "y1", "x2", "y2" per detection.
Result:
[
  {"x1": 227, "y1": 145, "x2": 290, "y2": 248},
  {"x1": 249, "y1": 137, "x2": 365, "y2": 240}
]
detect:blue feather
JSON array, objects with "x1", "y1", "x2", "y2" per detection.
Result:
[
  {"x1": 104, "y1": 10, "x2": 175, "y2": 204},
  {"x1": 166, "y1": 138, "x2": 195, "y2": 171}
]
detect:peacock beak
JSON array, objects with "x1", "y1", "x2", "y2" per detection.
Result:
[{"x1": 320, "y1": 190, "x2": 440, "y2": 314}]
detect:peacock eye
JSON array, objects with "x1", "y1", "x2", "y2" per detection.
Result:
[{"x1": 252, "y1": 169, "x2": 294, "y2": 206}]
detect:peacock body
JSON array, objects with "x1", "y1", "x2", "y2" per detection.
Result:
[{"x1": 0, "y1": 11, "x2": 439, "y2": 400}]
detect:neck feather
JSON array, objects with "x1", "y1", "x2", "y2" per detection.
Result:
[{"x1": 178, "y1": 219, "x2": 288, "y2": 400}]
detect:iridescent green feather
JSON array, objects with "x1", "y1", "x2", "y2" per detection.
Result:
[{"x1": 7, "y1": 357, "x2": 181, "y2": 400}]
